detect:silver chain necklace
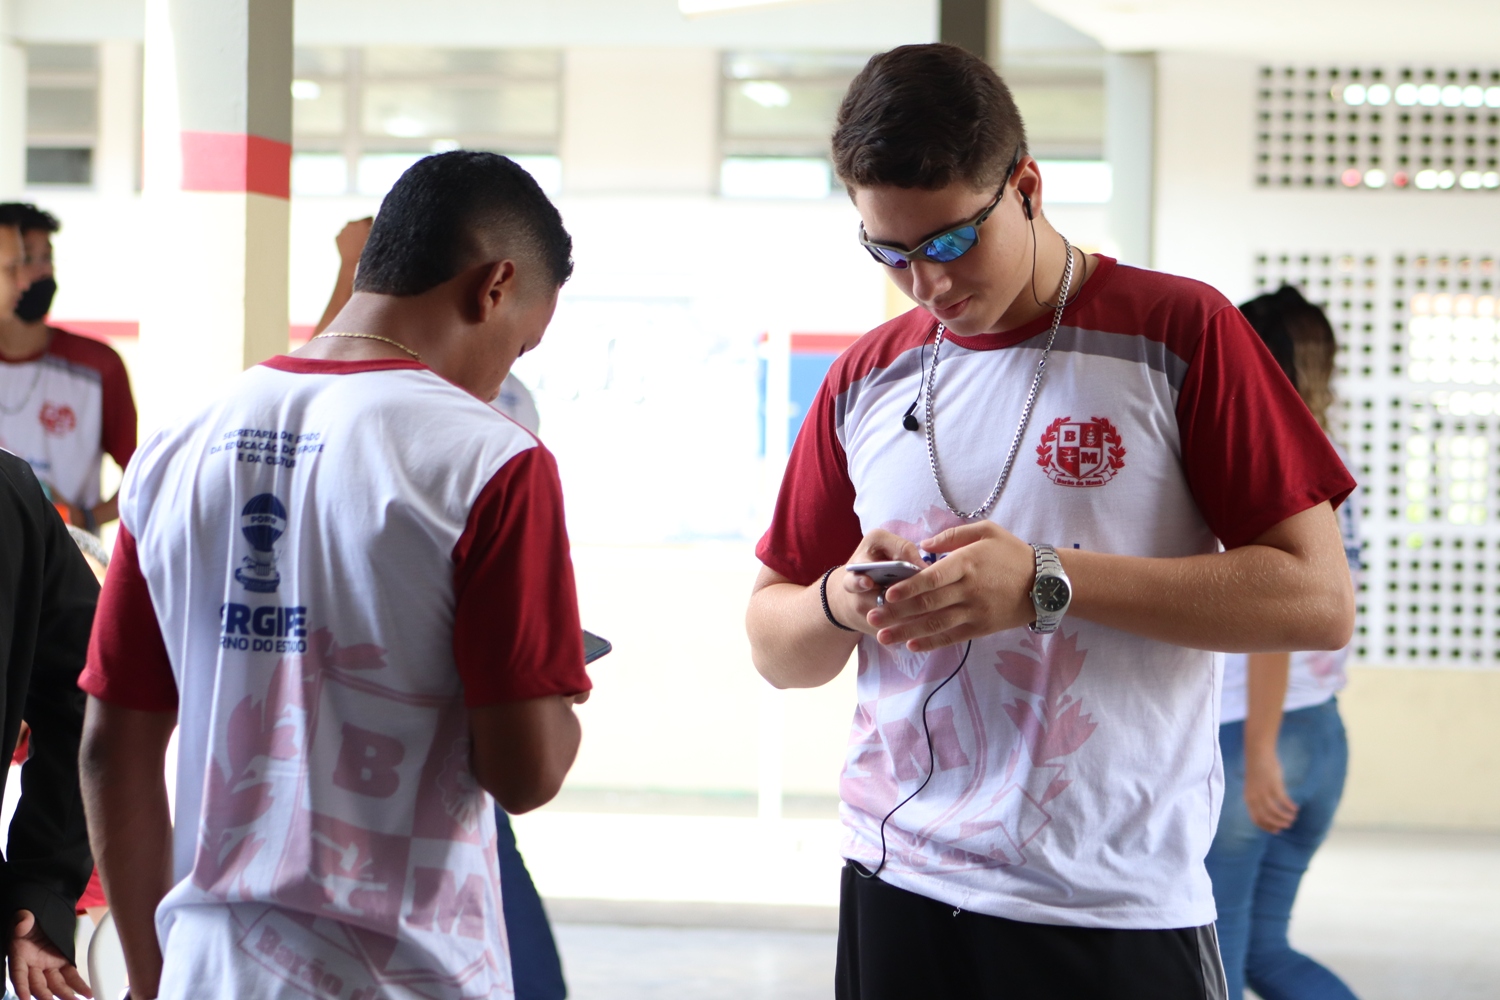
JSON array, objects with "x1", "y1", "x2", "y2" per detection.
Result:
[{"x1": 923, "y1": 237, "x2": 1077, "y2": 521}]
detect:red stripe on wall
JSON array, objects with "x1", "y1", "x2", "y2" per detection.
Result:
[
  {"x1": 790, "y1": 332, "x2": 862, "y2": 354},
  {"x1": 180, "y1": 131, "x2": 292, "y2": 199}
]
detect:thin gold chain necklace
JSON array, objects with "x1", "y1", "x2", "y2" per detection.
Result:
[{"x1": 313, "y1": 331, "x2": 422, "y2": 363}]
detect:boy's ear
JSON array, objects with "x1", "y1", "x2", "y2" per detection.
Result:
[{"x1": 473, "y1": 259, "x2": 516, "y2": 322}]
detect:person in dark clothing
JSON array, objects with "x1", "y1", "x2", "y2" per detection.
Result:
[{"x1": 0, "y1": 448, "x2": 98, "y2": 1000}]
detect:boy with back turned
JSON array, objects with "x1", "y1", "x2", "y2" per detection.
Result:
[
  {"x1": 746, "y1": 44, "x2": 1356, "y2": 999},
  {"x1": 80, "y1": 152, "x2": 591, "y2": 1000}
]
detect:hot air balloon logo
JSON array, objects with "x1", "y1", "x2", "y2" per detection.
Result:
[{"x1": 234, "y1": 493, "x2": 287, "y2": 593}]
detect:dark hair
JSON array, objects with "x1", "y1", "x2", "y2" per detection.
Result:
[
  {"x1": 832, "y1": 43, "x2": 1028, "y2": 191},
  {"x1": 1239, "y1": 284, "x2": 1339, "y2": 429},
  {"x1": 355, "y1": 151, "x2": 573, "y2": 296},
  {"x1": 0, "y1": 202, "x2": 61, "y2": 234}
]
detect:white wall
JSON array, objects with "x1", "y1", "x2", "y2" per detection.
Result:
[
  {"x1": 1153, "y1": 52, "x2": 1500, "y2": 300},
  {"x1": 561, "y1": 48, "x2": 719, "y2": 195},
  {"x1": 1153, "y1": 52, "x2": 1500, "y2": 831}
]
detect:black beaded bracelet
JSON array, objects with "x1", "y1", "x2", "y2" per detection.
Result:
[{"x1": 820, "y1": 566, "x2": 858, "y2": 632}]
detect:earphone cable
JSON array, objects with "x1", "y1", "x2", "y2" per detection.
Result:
[
  {"x1": 855, "y1": 639, "x2": 974, "y2": 880},
  {"x1": 1030, "y1": 214, "x2": 1081, "y2": 311},
  {"x1": 901, "y1": 324, "x2": 937, "y2": 431}
]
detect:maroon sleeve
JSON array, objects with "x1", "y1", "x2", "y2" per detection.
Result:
[
  {"x1": 1177, "y1": 306, "x2": 1356, "y2": 549},
  {"x1": 755, "y1": 379, "x2": 864, "y2": 586},
  {"x1": 452, "y1": 445, "x2": 590, "y2": 706},
  {"x1": 99, "y1": 346, "x2": 138, "y2": 469},
  {"x1": 79, "y1": 527, "x2": 178, "y2": 711}
]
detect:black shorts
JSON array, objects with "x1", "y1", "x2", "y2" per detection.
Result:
[{"x1": 836, "y1": 861, "x2": 1228, "y2": 1000}]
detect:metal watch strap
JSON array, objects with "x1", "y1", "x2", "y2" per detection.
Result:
[{"x1": 1030, "y1": 543, "x2": 1066, "y2": 634}]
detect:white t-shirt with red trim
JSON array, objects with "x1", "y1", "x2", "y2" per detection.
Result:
[
  {"x1": 81, "y1": 356, "x2": 590, "y2": 1000},
  {"x1": 1220, "y1": 439, "x2": 1362, "y2": 724},
  {"x1": 0, "y1": 327, "x2": 137, "y2": 508},
  {"x1": 758, "y1": 257, "x2": 1354, "y2": 929}
]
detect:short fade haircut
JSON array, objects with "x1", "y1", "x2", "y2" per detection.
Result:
[
  {"x1": 356, "y1": 151, "x2": 573, "y2": 297},
  {"x1": 0, "y1": 202, "x2": 61, "y2": 234},
  {"x1": 832, "y1": 43, "x2": 1028, "y2": 192}
]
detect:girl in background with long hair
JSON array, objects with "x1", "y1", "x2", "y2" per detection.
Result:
[{"x1": 1207, "y1": 285, "x2": 1363, "y2": 1000}]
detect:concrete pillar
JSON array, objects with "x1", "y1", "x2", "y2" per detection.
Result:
[
  {"x1": 560, "y1": 48, "x2": 718, "y2": 195},
  {"x1": 1104, "y1": 52, "x2": 1156, "y2": 268},
  {"x1": 0, "y1": 0, "x2": 25, "y2": 198},
  {"x1": 96, "y1": 40, "x2": 142, "y2": 197},
  {"x1": 139, "y1": 0, "x2": 291, "y2": 433}
]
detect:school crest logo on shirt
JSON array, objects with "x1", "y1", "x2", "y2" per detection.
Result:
[
  {"x1": 1036, "y1": 415, "x2": 1125, "y2": 488},
  {"x1": 38, "y1": 402, "x2": 77, "y2": 436}
]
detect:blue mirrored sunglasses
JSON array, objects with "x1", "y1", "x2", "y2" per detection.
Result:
[
  {"x1": 856, "y1": 150, "x2": 1022, "y2": 269},
  {"x1": 858, "y1": 186, "x2": 1004, "y2": 269}
]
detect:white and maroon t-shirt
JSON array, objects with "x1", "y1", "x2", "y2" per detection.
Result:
[
  {"x1": 81, "y1": 356, "x2": 590, "y2": 1000},
  {"x1": 1220, "y1": 439, "x2": 1362, "y2": 723},
  {"x1": 0, "y1": 327, "x2": 137, "y2": 508},
  {"x1": 758, "y1": 257, "x2": 1354, "y2": 929}
]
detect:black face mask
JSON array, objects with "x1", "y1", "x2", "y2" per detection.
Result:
[{"x1": 14, "y1": 276, "x2": 56, "y2": 324}]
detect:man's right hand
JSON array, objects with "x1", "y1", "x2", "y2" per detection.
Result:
[{"x1": 831, "y1": 529, "x2": 926, "y2": 635}]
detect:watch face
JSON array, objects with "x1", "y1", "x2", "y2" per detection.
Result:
[{"x1": 1035, "y1": 575, "x2": 1071, "y2": 614}]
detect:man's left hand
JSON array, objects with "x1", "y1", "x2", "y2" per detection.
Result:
[
  {"x1": 866, "y1": 521, "x2": 1036, "y2": 651},
  {"x1": 9, "y1": 909, "x2": 93, "y2": 1000}
]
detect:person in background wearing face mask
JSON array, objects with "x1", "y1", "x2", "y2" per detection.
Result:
[{"x1": 0, "y1": 203, "x2": 137, "y2": 534}]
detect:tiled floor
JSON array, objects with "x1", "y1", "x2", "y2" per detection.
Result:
[
  {"x1": 544, "y1": 828, "x2": 1500, "y2": 1000},
  {"x1": 555, "y1": 924, "x2": 835, "y2": 1000},
  {"x1": 1260, "y1": 830, "x2": 1500, "y2": 1000}
]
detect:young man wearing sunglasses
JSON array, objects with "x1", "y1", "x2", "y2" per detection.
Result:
[{"x1": 746, "y1": 44, "x2": 1356, "y2": 999}]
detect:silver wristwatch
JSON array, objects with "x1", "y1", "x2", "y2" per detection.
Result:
[{"x1": 1028, "y1": 543, "x2": 1072, "y2": 634}]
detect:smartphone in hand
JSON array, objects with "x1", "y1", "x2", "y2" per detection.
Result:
[{"x1": 844, "y1": 561, "x2": 923, "y2": 587}]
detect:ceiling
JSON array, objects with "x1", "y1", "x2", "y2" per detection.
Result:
[
  {"x1": 1028, "y1": 0, "x2": 1500, "y2": 61},
  {"x1": 14, "y1": 0, "x2": 937, "y2": 49}
]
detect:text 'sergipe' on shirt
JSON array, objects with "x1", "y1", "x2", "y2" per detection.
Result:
[
  {"x1": 81, "y1": 357, "x2": 591, "y2": 1000},
  {"x1": 758, "y1": 257, "x2": 1354, "y2": 929}
]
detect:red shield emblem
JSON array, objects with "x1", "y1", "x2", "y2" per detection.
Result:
[
  {"x1": 1036, "y1": 415, "x2": 1125, "y2": 487},
  {"x1": 39, "y1": 402, "x2": 77, "y2": 437}
]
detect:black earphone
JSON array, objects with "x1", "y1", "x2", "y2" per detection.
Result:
[{"x1": 1022, "y1": 190, "x2": 1034, "y2": 220}]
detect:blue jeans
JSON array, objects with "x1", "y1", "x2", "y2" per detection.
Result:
[
  {"x1": 496, "y1": 807, "x2": 567, "y2": 1000},
  {"x1": 1205, "y1": 698, "x2": 1357, "y2": 1000}
]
